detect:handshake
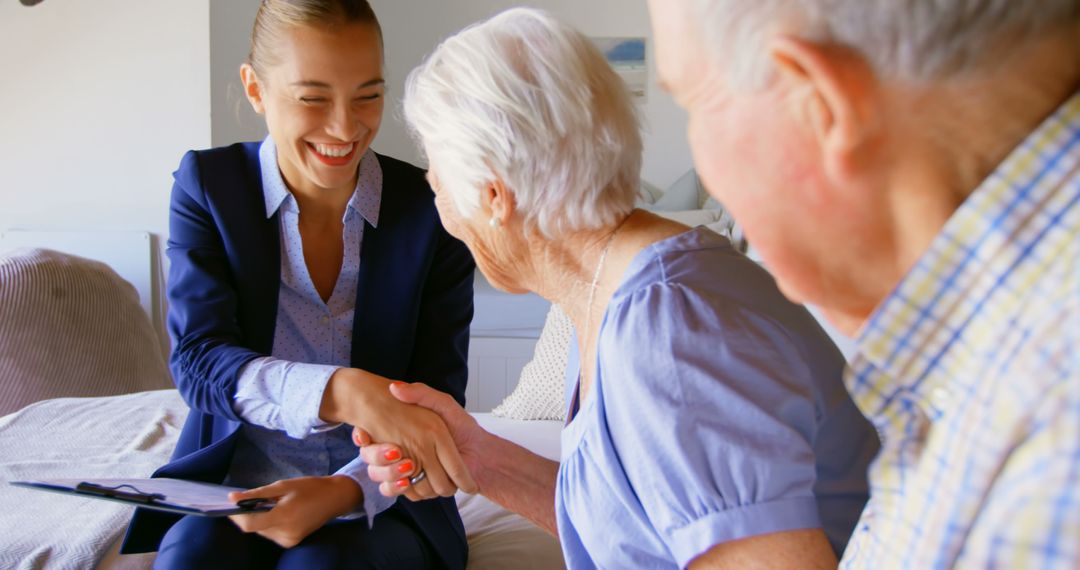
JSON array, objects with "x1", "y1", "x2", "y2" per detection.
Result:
[
  {"x1": 348, "y1": 380, "x2": 486, "y2": 502},
  {"x1": 227, "y1": 369, "x2": 496, "y2": 549}
]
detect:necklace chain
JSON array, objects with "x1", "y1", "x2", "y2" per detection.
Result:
[{"x1": 583, "y1": 212, "x2": 633, "y2": 358}]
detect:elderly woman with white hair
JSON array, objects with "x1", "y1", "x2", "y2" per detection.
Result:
[{"x1": 357, "y1": 8, "x2": 879, "y2": 568}]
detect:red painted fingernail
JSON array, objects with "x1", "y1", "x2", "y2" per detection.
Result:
[
  {"x1": 384, "y1": 449, "x2": 401, "y2": 461},
  {"x1": 395, "y1": 478, "x2": 409, "y2": 488},
  {"x1": 391, "y1": 381, "x2": 406, "y2": 386},
  {"x1": 397, "y1": 461, "x2": 414, "y2": 474}
]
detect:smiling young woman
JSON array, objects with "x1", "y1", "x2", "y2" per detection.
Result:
[
  {"x1": 242, "y1": 7, "x2": 385, "y2": 208},
  {"x1": 119, "y1": 2, "x2": 476, "y2": 569}
]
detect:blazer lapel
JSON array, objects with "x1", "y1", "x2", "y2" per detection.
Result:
[
  {"x1": 234, "y1": 144, "x2": 281, "y2": 355},
  {"x1": 351, "y1": 156, "x2": 427, "y2": 379}
]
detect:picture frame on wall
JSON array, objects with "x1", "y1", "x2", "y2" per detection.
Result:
[{"x1": 591, "y1": 37, "x2": 647, "y2": 101}]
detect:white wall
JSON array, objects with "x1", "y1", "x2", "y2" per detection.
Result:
[
  {"x1": 0, "y1": 0, "x2": 212, "y2": 349},
  {"x1": 209, "y1": 0, "x2": 695, "y2": 189},
  {"x1": 0, "y1": 0, "x2": 212, "y2": 240},
  {"x1": 210, "y1": 0, "x2": 266, "y2": 147},
  {"x1": 372, "y1": 0, "x2": 694, "y2": 188}
]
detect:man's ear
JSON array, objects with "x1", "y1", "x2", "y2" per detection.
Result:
[
  {"x1": 769, "y1": 37, "x2": 880, "y2": 162},
  {"x1": 240, "y1": 63, "x2": 266, "y2": 115}
]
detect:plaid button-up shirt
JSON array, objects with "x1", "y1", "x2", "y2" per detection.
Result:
[{"x1": 841, "y1": 91, "x2": 1080, "y2": 569}]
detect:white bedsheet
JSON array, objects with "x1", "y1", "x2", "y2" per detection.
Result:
[
  {"x1": 456, "y1": 414, "x2": 564, "y2": 569},
  {"x1": 0, "y1": 391, "x2": 565, "y2": 569}
]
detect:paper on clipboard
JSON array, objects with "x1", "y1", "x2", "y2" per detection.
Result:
[{"x1": 10, "y1": 477, "x2": 275, "y2": 517}]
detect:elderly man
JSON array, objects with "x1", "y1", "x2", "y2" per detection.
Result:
[{"x1": 647, "y1": 0, "x2": 1080, "y2": 567}]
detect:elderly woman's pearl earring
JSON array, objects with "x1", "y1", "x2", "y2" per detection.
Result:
[{"x1": 489, "y1": 216, "x2": 502, "y2": 228}]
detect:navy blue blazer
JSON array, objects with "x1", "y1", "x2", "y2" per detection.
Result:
[{"x1": 121, "y1": 142, "x2": 475, "y2": 569}]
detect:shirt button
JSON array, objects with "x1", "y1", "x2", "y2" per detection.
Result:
[
  {"x1": 931, "y1": 387, "x2": 952, "y2": 409},
  {"x1": 321, "y1": 315, "x2": 330, "y2": 324}
]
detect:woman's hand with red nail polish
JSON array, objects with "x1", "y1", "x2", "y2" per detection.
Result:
[
  {"x1": 361, "y1": 443, "x2": 424, "y2": 500},
  {"x1": 228, "y1": 475, "x2": 362, "y2": 548},
  {"x1": 351, "y1": 427, "x2": 373, "y2": 448},
  {"x1": 323, "y1": 371, "x2": 474, "y2": 497},
  {"x1": 360, "y1": 383, "x2": 490, "y2": 501}
]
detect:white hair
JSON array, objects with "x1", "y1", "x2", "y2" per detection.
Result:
[
  {"x1": 403, "y1": 8, "x2": 641, "y2": 238},
  {"x1": 690, "y1": 0, "x2": 1080, "y2": 86}
]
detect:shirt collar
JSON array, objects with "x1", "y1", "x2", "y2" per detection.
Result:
[
  {"x1": 849, "y1": 89, "x2": 1080, "y2": 404},
  {"x1": 259, "y1": 137, "x2": 383, "y2": 227},
  {"x1": 260, "y1": 138, "x2": 290, "y2": 218}
]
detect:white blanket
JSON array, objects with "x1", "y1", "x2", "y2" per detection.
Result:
[{"x1": 0, "y1": 390, "x2": 185, "y2": 570}]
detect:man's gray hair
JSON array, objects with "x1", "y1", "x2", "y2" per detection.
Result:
[
  {"x1": 692, "y1": 0, "x2": 1080, "y2": 86},
  {"x1": 403, "y1": 8, "x2": 641, "y2": 238}
]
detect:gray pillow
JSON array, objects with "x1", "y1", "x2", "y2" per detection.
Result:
[{"x1": 0, "y1": 248, "x2": 172, "y2": 415}]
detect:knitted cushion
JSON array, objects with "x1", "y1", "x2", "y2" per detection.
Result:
[
  {"x1": 0, "y1": 248, "x2": 172, "y2": 415},
  {"x1": 492, "y1": 303, "x2": 573, "y2": 421}
]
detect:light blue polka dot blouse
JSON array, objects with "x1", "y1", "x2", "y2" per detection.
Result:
[{"x1": 225, "y1": 137, "x2": 393, "y2": 525}]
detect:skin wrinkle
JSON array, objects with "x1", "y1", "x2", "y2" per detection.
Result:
[{"x1": 426, "y1": 166, "x2": 622, "y2": 322}]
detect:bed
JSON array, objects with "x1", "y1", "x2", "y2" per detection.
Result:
[{"x1": 0, "y1": 390, "x2": 565, "y2": 570}]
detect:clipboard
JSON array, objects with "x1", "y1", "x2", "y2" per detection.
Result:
[{"x1": 10, "y1": 477, "x2": 276, "y2": 517}]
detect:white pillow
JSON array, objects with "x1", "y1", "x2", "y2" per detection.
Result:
[
  {"x1": 636, "y1": 179, "x2": 664, "y2": 206},
  {"x1": 654, "y1": 208, "x2": 724, "y2": 228},
  {"x1": 491, "y1": 303, "x2": 574, "y2": 421},
  {"x1": 648, "y1": 169, "x2": 701, "y2": 211}
]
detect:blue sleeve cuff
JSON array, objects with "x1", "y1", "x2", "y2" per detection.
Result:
[
  {"x1": 334, "y1": 456, "x2": 397, "y2": 528},
  {"x1": 232, "y1": 358, "x2": 342, "y2": 438},
  {"x1": 668, "y1": 497, "x2": 822, "y2": 568},
  {"x1": 279, "y1": 363, "x2": 340, "y2": 439}
]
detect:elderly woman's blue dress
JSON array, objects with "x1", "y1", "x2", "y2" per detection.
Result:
[{"x1": 556, "y1": 227, "x2": 879, "y2": 569}]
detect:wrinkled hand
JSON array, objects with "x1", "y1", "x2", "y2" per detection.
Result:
[
  {"x1": 354, "y1": 382, "x2": 487, "y2": 501},
  {"x1": 227, "y1": 475, "x2": 361, "y2": 548},
  {"x1": 329, "y1": 374, "x2": 476, "y2": 497}
]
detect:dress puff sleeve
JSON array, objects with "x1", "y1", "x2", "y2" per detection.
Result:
[{"x1": 599, "y1": 281, "x2": 825, "y2": 567}]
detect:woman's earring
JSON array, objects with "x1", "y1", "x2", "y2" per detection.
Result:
[{"x1": 489, "y1": 216, "x2": 501, "y2": 228}]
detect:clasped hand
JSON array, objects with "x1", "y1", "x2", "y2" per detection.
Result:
[
  {"x1": 322, "y1": 370, "x2": 477, "y2": 496},
  {"x1": 228, "y1": 374, "x2": 476, "y2": 548},
  {"x1": 354, "y1": 381, "x2": 486, "y2": 502}
]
